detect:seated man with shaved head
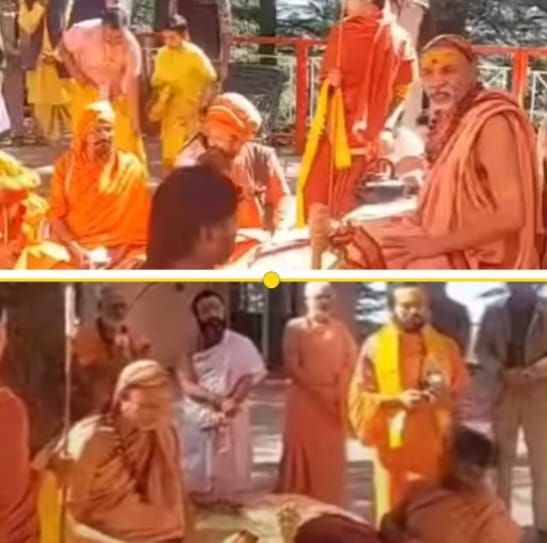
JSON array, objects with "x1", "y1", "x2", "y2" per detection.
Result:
[{"x1": 323, "y1": 35, "x2": 542, "y2": 269}]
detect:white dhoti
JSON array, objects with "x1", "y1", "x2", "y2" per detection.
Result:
[{"x1": 178, "y1": 330, "x2": 267, "y2": 498}]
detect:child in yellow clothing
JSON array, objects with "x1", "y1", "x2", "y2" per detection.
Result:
[{"x1": 150, "y1": 14, "x2": 217, "y2": 172}]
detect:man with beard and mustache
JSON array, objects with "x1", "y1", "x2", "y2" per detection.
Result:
[
  {"x1": 276, "y1": 282, "x2": 357, "y2": 506},
  {"x1": 277, "y1": 283, "x2": 357, "y2": 506},
  {"x1": 348, "y1": 283, "x2": 469, "y2": 523},
  {"x1": 178, "y1": 289, "x2": 266, "y2": 500},
  {"x1": 175, "y1": 92, "x2": 293, "y2": 232},
  {"x1": 16, "y1": 101, "x2": 151, "y2": 269},
  {"x1": 346, "y1": 34, "x2": 541, "y2": 269},
  {"x1": 72, "y1": 285, "x2": 151, "y2": 420}
]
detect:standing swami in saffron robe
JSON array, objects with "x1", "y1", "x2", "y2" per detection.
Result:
[
  {"x1": 296, "y1": 0, "x2": 416, "y2": 224},
  {"x1": 277, "y1": 283, "x2": 357, "y2": 506},
  {"x1": 18, "y1": 0, "x2": 71, "y2": 143},
  {"x1": 47, "y1": 360, "x2": 190, "y2": 542},
  {"x1": 149, "y1": 13, "x2": 217, "y2": 172},
  {"x1": 16, "y1": 101, "x2": 150, "y2": 269},
  {"x1": 0, "y1": 150, "x2": 49, "y2": 268},
  {"x1": 349, "y1": 34, "x2": 542, "y2": 269},
  {"x1": 176, "y1": 92, "x2": 293, "y2": 232},
  {"x1": 180, "y1": 289, "x2": 266, "y2": 499},
  {"x1": 348, "y1": 283, "x2": 469, "y2": 523},
  {"x1": 380, "y1": 427, "x2": 521, "y2": 543},
  {"x1": 59, "y1": 6, "x2": 147, "y2": 164},
  {"x1": 0, "y1": 322, "x2": 39, "y2": 543},
  {"x1": 72, "y1": 286, "x2": 151, "y2": 420}
]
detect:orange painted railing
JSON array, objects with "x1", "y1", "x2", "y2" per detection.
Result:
[{"x1": 139, "y1": 33, "x2": 547, "y2": 153}]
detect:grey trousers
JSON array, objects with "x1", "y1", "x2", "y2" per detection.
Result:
[
  {"x1": 494, "y1": 381, "x2": 547, "y2": 531},
  {"x1": 1, "y1": 55, "x2": 25, "y2": 136}
]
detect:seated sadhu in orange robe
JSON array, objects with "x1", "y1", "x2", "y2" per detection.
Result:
[
  {"x1": 341, "y1": 34, "x2": 542, "y2": 269},
  {"x1": 296, "y1": 0, "x2": 416, "y2": 224},
  {"x1": 0, "y1": 324, "x2": 39, "y2": 543},
  {"x1": 16, "y1": 101, "x2": 151, "y2": 270},
  {"x1": 0, "y1": 151, "x2": 48, "y2": 269},
  {"x1": 277, "y1": 283, "x2": 357, "y2": 506},
  {"x1": 348, "y1": 283, "x2": 469, "y2": 524},
  {"x1": 380, "y1": 427, "x2": 521, "y2": 543},
  {"x1": 175, "y1": 92, "x2": 293, "y2": 231},
  {"x1": 48, "y1": 360, "x2": 191, "y2": 542},
  {"x1": 72, "y1": 286, "x2": 150, "y2": 420}
]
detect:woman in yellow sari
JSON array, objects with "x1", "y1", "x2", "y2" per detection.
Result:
[{"x1": 149, "y1": 14, "x2": 217, "y2": 172}]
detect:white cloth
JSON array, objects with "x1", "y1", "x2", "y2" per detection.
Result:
[
  {"x1": 179, "y1": 330, "x2": 266, "y2": 497},
  {"x1": 0, "y1": 92, "x2": 11, "y2": 134}
]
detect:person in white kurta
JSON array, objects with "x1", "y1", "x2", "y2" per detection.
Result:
[{"x1": 177, "y1": 289, "x2": 267, "y2": 500}]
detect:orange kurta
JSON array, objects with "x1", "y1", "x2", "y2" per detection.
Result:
[
  {"x1": 298, "y1": 12, "x2": 415, "y2": 222},
  {"x1": 72, "y1": 323, "x2": 151, "y2": 418},
  {"x1": 0, "y1": 387, "x2": 39, "y2": 543},
  {"x1": 348, "y1": 324, "x2": 468, "y2": 522},
  {"x1": 277, "y1": 317, "x2": 356, "y2": 506},
  {"x1": 363, "y1": 90, "x2": 541, "y2": 269},
  {"x1": 16, "y1": 151, "x2": 150, "y2": 269}
]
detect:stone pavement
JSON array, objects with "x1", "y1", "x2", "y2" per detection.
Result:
[{"x1": 248, "y1": 378, "x2": 536, "y2": 541}]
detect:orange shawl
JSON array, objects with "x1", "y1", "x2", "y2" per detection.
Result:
[
  {"x1": 57, "y1": 361, "x2": 186, "y2": 541},
  {"x1": 418, "y1": 90, "x2": 541, "y2": 269},
  {"x1": 47, "y1": 150, "x2": 150, "y2": 249},
  {"x1": 401, "y1": 483, "x2": 521, "y2": 543}
]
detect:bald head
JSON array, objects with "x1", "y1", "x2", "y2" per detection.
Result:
[
  {"x1": 304, "y1": 283, "x2": 335, "y2": 320},
  {"x1": 420, "y1": 35, "x2": 478, "y2": 113}
]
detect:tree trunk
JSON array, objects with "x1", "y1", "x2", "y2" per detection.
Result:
[
  {"x1": 258, "y1": 0, "x2": 277, "y2": 65},
  {"x1": 429, "y1": 0, "x2": 471, "y2": 36},
  {"x1": 0, "y1": 284, "x2": 66, "y2": 453}
]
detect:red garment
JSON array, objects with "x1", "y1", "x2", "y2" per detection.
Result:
[{"x1": 0, "y1": 387, "x2": 38, "y2": 543}]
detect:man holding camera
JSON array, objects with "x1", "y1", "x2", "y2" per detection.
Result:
[{"x1": 348, "y1": 282, "x2": 469, "y2": 523}]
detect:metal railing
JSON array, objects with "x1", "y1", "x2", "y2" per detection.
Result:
[{"x1": 138, "y1": 34, "x2": 547, "y2": 152}]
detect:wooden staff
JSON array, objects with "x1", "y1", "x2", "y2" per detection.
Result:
[
  {"x1": 59, "y1": 283, "x2": 77, "y2": 543},
  {"x1": 309, "y1": 203, "x2": 330, "y2": 269}
]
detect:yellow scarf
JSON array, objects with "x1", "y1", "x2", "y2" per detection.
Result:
[
  {"x1": 375, "y1": 322, "x2": 452, "y2": 449},
  {"x1": 295, "y1": 82, "x2": 352, "y2": 226}
]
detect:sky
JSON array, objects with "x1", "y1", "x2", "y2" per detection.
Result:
[{"x1": 361, "y1": 282, "x2": 546, "y2": 325}]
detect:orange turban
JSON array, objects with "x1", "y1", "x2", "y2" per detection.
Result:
[
  {"x1": 112, "y1": 359, "x2": 170, "y2": 406},
  {"x1": 73, "y1": 101, "x2": 115, "y2": 156},
  {"x1": 205, "y1": 92, "x2": 262, "y2": 141}
]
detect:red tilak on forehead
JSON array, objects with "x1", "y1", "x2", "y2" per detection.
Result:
[{"x1": 421, "y1": 34, "x2": 476, "y2": 64}]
